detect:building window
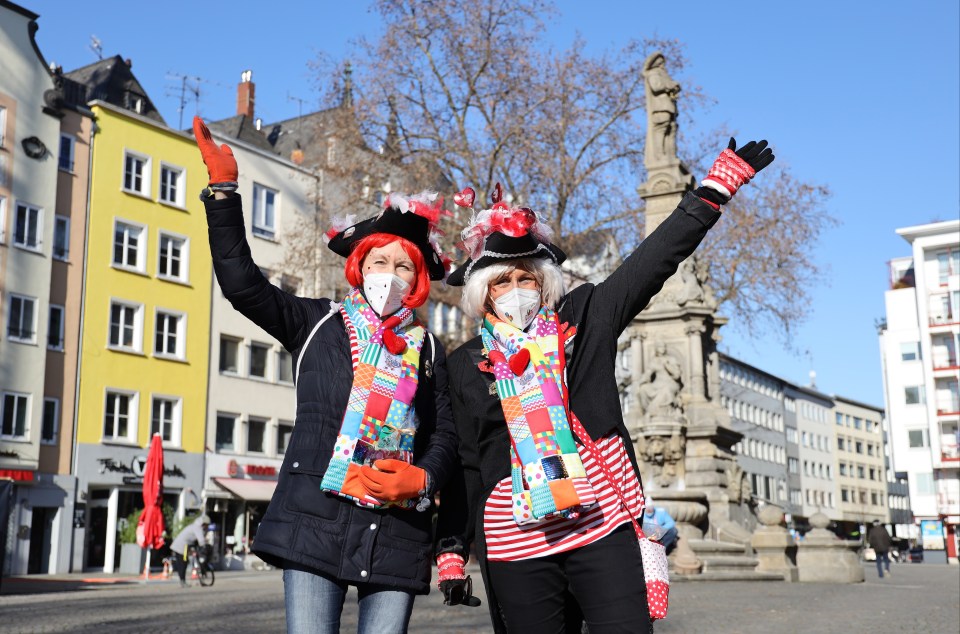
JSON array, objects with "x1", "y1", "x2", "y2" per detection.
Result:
[
  {"x1": 908, "y1": 429, "x2": 929, "y2": 448},
  {"x1": 900, "y1": 341, "x2": 920, "y2": 362},
  {"x1": 219, "y1": 336, "x2": 241, "y2": 374},
  {"x1": 857, "y1": 465, "x2": 865, "y2": 478},
  {"x1": 841, "y1": 488, "x2": 849, "y2": 503},
  {"x1": 252, "y1": 183, "x2": 277, "y2": 238},
  {"x1": 104, "y1": 390, "x2": 136, "y2": 441},
  {"x1": 41, "y1": 398, "x2": 59, "y2": 444},
  {"x1": 915, "y1": 472, "x2": 935, "y2": 495},
  {"x1": 215, "y1": 413, "x2": 237, "y2": 452},
  {"x1": 113, "y1": 220, "x2": 145, "y2": 271},
  {"x1": 151, "y1": 397, "x2": 181, "y2": 445},
  {"x1": 855, "y1": 441, "x2": 863, "y2": 454},
  {"x1": 47, "y1": 304, "x2": 65, "y2": 350},
  {"x1": 904, "y1": 385, "x2": 925, "y2": 405},
  {"x1": 159, "y1": 163, "x2": 185, "y2": 206},
  {"x1": 1, "y1": 393, "x2": 30, "y2": 439},
  {"x1": 277, "y1": 349, "x2": 293, "y2": 384},
  {"x1": 247, "y1": 417, "x2": 267, "y2": 453},
  {"x1": 937, "y1": 249, "x2": 959, "y2": 285},
  {"x1": 108, "y1": 301, "x2": 143, "y2": 352},
  {"x1": 154, "y1": 310, "x2": 184, "y2": 359},
  {"x1": 53, "y1": 215, "x2": 70, "y2": 260},
  {"x1": 157, "y1": 232, "x2": 188, "y2": 282},
  {"x1": 788, "y1": 457, "x2": 798, "y2": 474},
  {"x1": 249, "y1": 342, "x2": 270, "y2": 379},
  {"x1": 839, "y1": 463, "x2": 847, "y2": 476},
  {"x1": 59, "y1": 134, "x2": 75, "y2": 172},
  {"x1": 14, "y1": 202, "x2": 42, "y2": 250},
  {"x1": 277, "y1": 421, "x2": 294, "y2": 456},
  {"x1": 0, "y1": 196, "x2": 6, "y2": 243},
  {"x1": 7, "y1": 294, "x2": 37, "y2": 343},
  {"x1": 123, "y1": 151, "x2": 150, "y2": 195}
]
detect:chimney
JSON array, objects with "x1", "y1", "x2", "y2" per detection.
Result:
[{"x1": 237, "y1": 70, "x2": 255, "y2": 119}]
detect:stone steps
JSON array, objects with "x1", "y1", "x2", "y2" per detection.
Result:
[{"x1": 672, "y1": 571, "x2": 786, "y2": 582}]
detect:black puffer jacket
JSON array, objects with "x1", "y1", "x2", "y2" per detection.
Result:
[
  {"x1": 205, "y1": 195, "x2": 459, "y2": 594},
  {"x1": 436, "y1": 192, "x2": 720, "y2": 628}
]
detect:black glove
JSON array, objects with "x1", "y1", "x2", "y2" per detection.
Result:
[
  {"x1": 729, "y1": 137, "x2": 775, "y2": 173},
  {"x1": 440, "y1": 576, "x2": 482, "y2": 607}
]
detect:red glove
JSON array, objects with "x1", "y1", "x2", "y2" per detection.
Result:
[
  {"x1": 358, "y1": 459, "x2": 427, "y2": 502},
  {"x1": 192, "y1": 116, "x2": 238, "y2": 187},
  {"x1": 437, "y1": 553, "x2": 482, "y2": 607}
]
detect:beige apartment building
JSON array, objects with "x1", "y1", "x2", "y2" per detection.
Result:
[{"x1": 833, "y1": 396, "x2": 889, "y2": 533}]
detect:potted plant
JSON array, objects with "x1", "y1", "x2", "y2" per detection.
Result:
[{"x1": 118, "y1": 508, "x2": 146, "y2": 574}]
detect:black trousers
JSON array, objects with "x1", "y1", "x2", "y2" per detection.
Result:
[
  {"x1": 486, "y1": 525, "x2": 653, "y2": 634},
  {"x1": 171, "y1": 550, "x2": 187, "y2": 583}
]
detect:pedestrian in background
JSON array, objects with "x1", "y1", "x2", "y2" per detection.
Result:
[
  {"x1": 192, "y1": 117, "x2": 459, "y2": 634},
  {"x1": 169, "y1": 514, "x2": 210, "y2": 588},
  {"x1": 642, "y1": 499, "x2": 678, "y2": 554},
  {"x1": 867, "y1": 520, "x2": 893, "y2": 578}
]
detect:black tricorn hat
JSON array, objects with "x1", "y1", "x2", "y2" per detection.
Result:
[
  {"x1": 446, "y1": 233, "x2": 566, "y2": 286},
  {"x1": 325, "y1": 194, "x2": 451, "y2": 281}
]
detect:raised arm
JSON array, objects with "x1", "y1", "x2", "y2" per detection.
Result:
[
  {"x1": 590, "y1": 138, "x2": 775, "y2": 334},
  {"x1": 194, "y1": 116, "x2": 315, "y2": 351}
]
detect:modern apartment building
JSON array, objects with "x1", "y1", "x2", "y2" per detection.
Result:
[
  {"x1": 879, "y1": 219, "x2": 960, "y2": 562},
  {"x1": 788, "y1": 384, "x2": 839, "y2": 524}
]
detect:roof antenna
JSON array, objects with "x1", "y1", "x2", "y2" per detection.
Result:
[
  {"x1": 287, "y1": 93, "x2": 307, "y2": 136},
  {"x1": 89, "y1": 35, "x2": 103, "y2": 60},
  {"x1": 165, "y1": 73, "x2": 222, "y2": 130}
]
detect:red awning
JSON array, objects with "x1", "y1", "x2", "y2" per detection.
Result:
[
  {"x1": 213, "y1": 477, "x2": 277, "y2": 502},
  {"x1": 0, "y1": 470, "x2": 34, "y2": 482}
]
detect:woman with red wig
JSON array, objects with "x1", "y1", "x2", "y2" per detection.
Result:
[{"x1": 193, "y1": 117, "x2": 459, "y2": 634}]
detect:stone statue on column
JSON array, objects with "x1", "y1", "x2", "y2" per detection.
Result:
[{"x1": 643, "y1": 52, "x2": 681, "y2": 169}]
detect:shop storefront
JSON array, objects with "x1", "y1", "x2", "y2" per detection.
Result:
[
  {"x1": 1, "y1": 470, "x2": 76, "y2": 576},
  {"x1": 203, "y1": 453, "x2": 279, "y2": 566},
  {"x1": 73, "y1": 444, "x2": 204, "y2": 573}
]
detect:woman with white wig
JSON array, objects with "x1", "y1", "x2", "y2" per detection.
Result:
[{"x1": 434, "y1": 139, "x2": 775, "y2": 632}]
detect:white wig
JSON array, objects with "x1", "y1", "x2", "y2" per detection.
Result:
[{"x1": 460, "y1": 258, "x2": 566, "y2": 320}]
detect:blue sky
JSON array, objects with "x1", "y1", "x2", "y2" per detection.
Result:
[{"x1": 26, "y1": 0, "x2": 960, "y2": 406}]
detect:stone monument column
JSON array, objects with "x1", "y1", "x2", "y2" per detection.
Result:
[{"x1": 629, "y1": 52, "x2": 757, "y2": 562}]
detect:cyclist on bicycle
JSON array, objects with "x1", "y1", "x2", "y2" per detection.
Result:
[{"x1": 170, "y1": 514, "x2": 210, "y2": 587}]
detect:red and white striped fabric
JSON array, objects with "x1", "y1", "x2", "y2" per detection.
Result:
[{"x1": 483, "y1": 433, "x2": 644, "y2": 561}]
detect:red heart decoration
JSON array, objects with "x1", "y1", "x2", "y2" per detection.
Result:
[
  {"x1": 508, "y1": 348, "x2": 530, "y2": 376},
  {"x1": 487, "y1": 350, "x2": 508, "y2": 366},
  {"x1": 453, "y1": 187, "x2": 475, "y2": 208},
  {"x1": 382, "y1": 330, "x2": 407, "y2": 355},
  {"x1": 490, "y1": 182, "x2": 503, "y2": 204}
]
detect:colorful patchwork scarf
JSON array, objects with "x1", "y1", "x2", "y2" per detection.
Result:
[
  {"x1": 320, "y1": 288, "x2": 426, "y2": 509},
  {"x1": 481, "y1": 308, "x2": 597, "y2": 526}
]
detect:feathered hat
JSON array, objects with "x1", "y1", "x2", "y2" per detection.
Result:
[
  {"x1": 446, "y1": 183, "x2": 566, "y2": 286},
  {"x1": 324, "y1": 191, "x2": 453, "y2": 281}
]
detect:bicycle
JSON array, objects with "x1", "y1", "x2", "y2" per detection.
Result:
[{"x1": 187, "y1": 544, "x2": 215, "y2": 587}]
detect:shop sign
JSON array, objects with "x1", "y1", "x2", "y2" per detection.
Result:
[
  {"x1": 97, "y1": 457, "x2": 186, "y2": 479},
  {"x1": 0, "y1": 469, "x2": 34, "y2": 482},
  {"x1": 225, "y1": 459, "x2": 277, "y2": 479}
]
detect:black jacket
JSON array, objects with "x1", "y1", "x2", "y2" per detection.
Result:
[
  {"x1": 436, "y1": 192, "x2": 720, "y2": 626},
  {"x1": 204, "y1": 195, "x2": 459, "y2": 594}
]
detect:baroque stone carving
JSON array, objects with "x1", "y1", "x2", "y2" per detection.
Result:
[
  {"x1": 637, "y1": 342, "x2": 684, "y2": 420},
  {"x1": 637, "y1": 432, "x2": 686, "y2": 488}
]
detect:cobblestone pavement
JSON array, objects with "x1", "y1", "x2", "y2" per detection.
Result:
[{"x1": 1, "y1": 563, "x2": 957, "y2": 633}]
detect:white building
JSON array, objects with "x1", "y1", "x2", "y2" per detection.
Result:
[
  {"x1": 879, "y1": 219, "x2": 959, "y2": 563},
  {"x1": 789, "y1": 385, "x2": 840, "y2": 523}
]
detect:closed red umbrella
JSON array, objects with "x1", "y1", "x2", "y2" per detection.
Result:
[{"x1": 137, "y1": 433, "x2": 165, "y2": 577}]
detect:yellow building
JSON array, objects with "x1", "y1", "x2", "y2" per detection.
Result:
[{"x1": 74, "y1": 100, "x2": 211, "y2": 572}]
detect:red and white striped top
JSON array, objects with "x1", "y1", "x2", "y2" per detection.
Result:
[{"x1": 483, "y1": 433, "x2": 645, "y2": 561}]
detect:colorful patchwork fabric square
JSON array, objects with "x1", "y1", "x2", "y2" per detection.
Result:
[
  {"x1": 495, "y1": 378, "x2": 517, "y2": 398},
  {"x1": 541, "y1": 454, "x2": 568, "y2": 480},
  {"x1": 533, "y1": 432, "x2": 560, "y2": 457},
  {"x1": 562, "y1": 453, "x2": 587, "y2": 479},
  {"x1": 515, "y1": 436, "x2": 539, "y2": 465},
  {"x1": 519, "y1": 390, "x2": 547, "y2": 413},
  {"x1": 340, "y1": 409, "x2": 364, "y2": 437},
  {"x1": 507, "y1": 417, "x2": 530, "y2": 443},
  {"x1": 359, "y1": 415, "x2": 380, "y2": 443},
  {"x1": 352, "y1": 440, "x2": 373, "y2": 465},
  {"x1": 360, "y1": 344, "x2": 382, "y2": 367},
  {"x1": 526, "y1": 408, "x2": 554, "y2": 435},
  {"x1": 555, "y1": 430, "x2": 578, "y2": 454},
  {"x1": 530, "y1": 483, "x2": 558, "y2": 517},
  {"x1": 320, "y1": 455, "x2": 350, "y2": 491},
  {"x1": 365, "y1": 391, "x2": 393, "y2": 420},
  {"x1": 512, "y1": 491, "x2": 534, "y2": 524},
  {"x1": 541, "y1": 380, "x2": 564, "y2": 407},
  {"x1": 523, "y1": 460, "x2": 547, "y2": 487}
]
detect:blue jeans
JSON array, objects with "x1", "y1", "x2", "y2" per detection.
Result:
[
  {"x1": 283, "y1": 568, "x2": 415, "y2": 634},
  {"x1": 875, "y1": 551, "x2": 891, "y2": 577}
]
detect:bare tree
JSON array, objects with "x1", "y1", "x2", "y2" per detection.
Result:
[{"x1": 304, "y1": 0, "x2": 832, "y2": 342}]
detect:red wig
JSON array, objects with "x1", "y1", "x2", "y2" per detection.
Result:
[{"x1": 344, "y1": 233, "x2": 431, "y2": 308}]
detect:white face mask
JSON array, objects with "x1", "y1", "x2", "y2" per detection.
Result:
[
  {"x1": 363, "y1": 272, "x2": 410, "y2": 316},
  {"x1": 493, "y1": 288, "x2": 541, "y2": 330}
]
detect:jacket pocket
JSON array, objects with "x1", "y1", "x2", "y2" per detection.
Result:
[
  {"x1": 386, "y1": 509, "x2": 433, "y2": 547},
  {"x1": 282, "y1": 450, "x2": 342, "y2": 521}
]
